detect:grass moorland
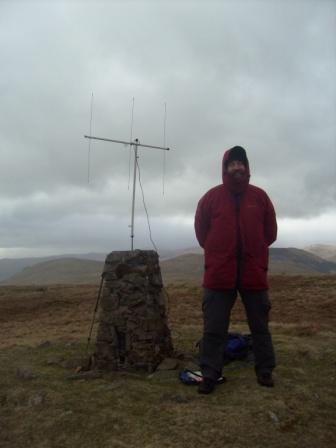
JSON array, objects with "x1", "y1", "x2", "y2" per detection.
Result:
[{"x1": 0, "y1": 275, "x2": 335, "y2": 448}]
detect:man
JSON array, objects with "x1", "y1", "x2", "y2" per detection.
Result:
[{"x1": 194, "y1": 146, "x2": 277, "y2": 394}]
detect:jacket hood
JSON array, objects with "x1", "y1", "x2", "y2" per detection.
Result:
[{"x1": 222, "y1": 146, "x2": 250, "y2": 193}]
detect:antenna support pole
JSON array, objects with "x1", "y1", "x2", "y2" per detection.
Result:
[{"x1": 130, "y1": 139, "x2": 139, "y2": 250}]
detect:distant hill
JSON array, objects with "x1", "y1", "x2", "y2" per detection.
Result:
[
  {"x1": 269, "y1": 248, "x2": 336, "y2": 275},
  {"x1": 160, "y1": 253, "x2": 204, "y2": 281},
  {"x1": 161, "y1": 247, "x2": 336, "y2": 282},
  {"x1": 1, "y1": 258, "x2": 104, "y2": 285},
  {"x1": 0, "y1": 253, "x2": 107, "y2": 282},
  {"x1": 305, "y1": 244, "x2": 336, "y2": 263},
  {"x1": 0, "y1": 249, "x2": 200, "y2": 283},
  {"x1": 0, "y1": 249, "x2": 195, "y2": 282},
  {"x1": 161, "y1": 248, "x2": 336, "y2": 282},
  {"x1": 160, "y1": 247, "x2": 203, "y2": 260},
  {"x1": 2, "y1": 248, "x2": 335, "y2": 285}
]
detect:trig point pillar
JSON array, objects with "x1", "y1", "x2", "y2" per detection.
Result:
[{"x1": 95, "y1": 250, "x2": 173, "y2": 371}]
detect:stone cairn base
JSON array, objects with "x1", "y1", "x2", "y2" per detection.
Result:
[{"x1": 95, "y1": 250, "x2": 173, "y2": 371}]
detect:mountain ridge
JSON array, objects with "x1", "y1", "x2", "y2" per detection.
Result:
[
  {"x1": 1, "y1": 247, "x2": 335, "y2": 285},
  {"x1": 304, "y1": 244, "x2": 336, "y2": 263}
]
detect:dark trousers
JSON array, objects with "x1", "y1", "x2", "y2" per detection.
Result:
[{"x1": 200, "y1": 288, "x2": 276, "y2": 380}]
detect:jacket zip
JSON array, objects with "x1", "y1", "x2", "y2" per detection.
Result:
[{"x1": 234, "y1": 194, "x2": 242, "y2": 288}]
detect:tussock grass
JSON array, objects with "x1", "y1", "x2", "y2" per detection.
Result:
[{"x1": 1, "y1": 330, "x2": 335, "y2": 447}]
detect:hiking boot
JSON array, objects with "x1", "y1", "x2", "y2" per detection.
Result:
[
  {"x1": 257, "y1": 373, "x2": 274, "y2": 387},
  {"x1": 198, "y1": 377, "x2": 216, "y2": 394}
]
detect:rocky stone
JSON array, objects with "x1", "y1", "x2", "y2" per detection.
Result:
[
  {"x1": 147, "y1": 370, "x2": 178, "y2": 381},
  {"x1": 156, "y1": 358, "x2": 179, "y2": 371},
  {"x1": 16, "y1": 368, "x2": 38, "y2": 381},
  {"x1": 28, "y1": 391, "x2": 46, "y2": 407},
  {"x1": 268, "y1": 411, "x2": 280, "y2": 424},
  {"x1": 65, "y1": 371, "x2": 103, "y2": 381},
  {"x1": 95, "y1": 250, "x2": 173, "y2": 371}
]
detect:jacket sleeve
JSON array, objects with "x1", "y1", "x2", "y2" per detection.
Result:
[
  {"x1": 194, "y1": 193, "x2": 211, "y2": 248},
  {"x1": 264, "y1": 195, "x2": 277, "y2": 246}
]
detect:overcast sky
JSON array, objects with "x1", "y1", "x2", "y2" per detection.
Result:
[{"x1": 0, "y1": 0, "x2": 335, "y2": 258}]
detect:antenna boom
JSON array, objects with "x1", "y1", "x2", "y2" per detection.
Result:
[{"x1": 84, "y1": 135, "x2": 169, "y2": 151}]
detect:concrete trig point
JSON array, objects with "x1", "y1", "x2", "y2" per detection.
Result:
[
  {"x1": 84, "y1": 131, "x2": 173, "y2": 371},
  {"x1": 95, "y1": 249, "x2": 173, "y2": 371},
  {"x1": 84, "y1": 133, "x2": 170, "y2": 250}
]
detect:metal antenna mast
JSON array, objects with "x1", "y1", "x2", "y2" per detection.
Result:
[{"x1": 84, "y1": 134, "x2": 170, "y2": 251}]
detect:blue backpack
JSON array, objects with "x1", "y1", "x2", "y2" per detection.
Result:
[
  {"x1": 196, "y1": 332, "x2": 252, "y2": 364},
  {"x1": 179, "y1": 333, "x2": 252, "y2": 385},
  {"x1": 224, "y1": 332, "x2": 252, "y2": 363}
]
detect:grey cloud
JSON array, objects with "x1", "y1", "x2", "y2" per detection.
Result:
[{"x1": 0, "y1": 0, "x2": 335, "y2": 255}]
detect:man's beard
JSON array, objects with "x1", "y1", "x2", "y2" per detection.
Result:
[{"x1": 229, "y1": 169, "x2": 246, "y2": 180}]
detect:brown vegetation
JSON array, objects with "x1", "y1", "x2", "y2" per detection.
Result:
[
  {"x1": 1, "y1": 275, "x2": 334, "y2": 347},
  {"x1": 0, "y1": 275, "x2": 335, "y2": 447}
]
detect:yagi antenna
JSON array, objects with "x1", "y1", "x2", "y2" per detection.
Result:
[
  {"x1": 84, "y1": 118, "x2": 170, "y2": 251},
  {"x1": 87, "y1": 92, "x2": 94, "y2": 183},
  {"x1": 128, "y1": 97, "x2": 135, "y2": 190},
  {"x1": 162, "y1": 102, "x2": 167, "y2": 196}
]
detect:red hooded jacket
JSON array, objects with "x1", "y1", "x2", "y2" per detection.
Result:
[{"x1": 194, "y1": 149, "x2": 277, "y2": 290}]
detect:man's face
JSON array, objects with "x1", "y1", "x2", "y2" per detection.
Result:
[{"x1": 227, "y1": 160, "x2": 246, "y2": 178}]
